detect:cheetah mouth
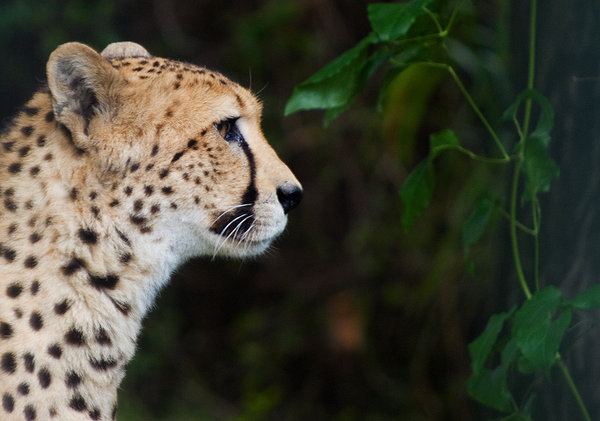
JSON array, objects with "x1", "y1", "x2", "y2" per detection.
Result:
[
  {"x1": 209, "y1": 207, "x2": 256, "y2": 243},
  {"x1": 208, "y1": 205, "x2": 286, "y2": 257}
]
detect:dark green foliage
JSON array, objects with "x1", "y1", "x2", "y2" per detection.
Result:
[{"x1": 285, "y1": 0, "x2": 598, "y2": 419}]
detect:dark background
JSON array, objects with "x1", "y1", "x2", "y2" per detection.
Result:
[{"x1": 1, "y1": 1, "x2": 598, "y2": 420}]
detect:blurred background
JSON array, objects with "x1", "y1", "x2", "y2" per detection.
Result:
[{"x1": 1, "y1": 0, "x2": 598, "y2": 420}]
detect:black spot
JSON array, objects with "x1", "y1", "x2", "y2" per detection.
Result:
[
  {"x1": 19, "y1": 146, "x2": 31, "y2": 157},
  {"x1": 151, "y1": 144, "x2": 159, "y2": 156},
  {"x1": 69, "y1": 394, "x2": 87, "y2": 411},
  {"x1": 30, "y1": 166, "x2": 40, "y2": 176},
  {"x1": 130, "y1": 163, "x2": 140, "y2": 172},
  {"x1": 24, "y1": 256, "x2": 38, "y2": 268},
  {"x1": 174, "y1": 82, "x2": 181, "y2": 89},
  {"x1": 78, "y1": 228, "x2": 98, "y2": 244},
  {"x1": 30, "y1": 280, "x2": 40, "y2": 295},
  {"x1": 116, "y1": 229, "x2": 130, "y2": 245},
  {"x1": 145, "y1": 163, "x2": 154, "y2": 171},
  {"x1": 132, "y1": 66, "x2": 144, "y2": 72},
  {"x1": 17, "y1": 382, "x2": 29, "y2": 395},
  {"x1": 0, "y1": 322, "x2": 13, "y2": 339},
  {"x1": 37, "y1": 135, "x2": 46, "y2": 146},
  {"x1": 89, "y1": 273, "x2": 119, "y2": 290},
  {"x1": 172, "y1": 151, "x2": 184, "y2": 162},
  {"x1": 133, "y1": 199, "x2": 143, "y2": 212},
  {"x1": 89, "y1": 356, "x2": 117, "y2": 371},
  {"x1": 38, "y1": 367, "x2": 52, "y2": 388},
  {"x1": 8, "y1": 223, "x2": 17, "y2": 235},
  {"x1": 2, "y1": 393, "x2": 14, "y2": 413},
  {"x1": 45, "y1": 111, "x2": 55, "y2": 122},
  {"x1": 6, "y1": 283, "x2": 22, "y2": 298},
  {"x1": 89, "y1": 191, "x2": 97, "y2": 200},
  {"x1": 30, "y1": 233, "x2": 41, "y2": 243},
  {"x1": 3, "y1": 246, "x2": 17, "y2": 261},
  {"x1": 124, "y1": 186, "x2": 133, "y2": 196},
  {"x1": 201, "y1": 129, "x2": 207, "y2": 136},
  {"x1": 119, "y1": 253, "x2": 132, "y2": 264},
  {"x1": 54, "y1": 299, "x2": 71, "y2": 315},
  {"x1": 48, "y1": 344, "x2": 62, "y2": 359},
  {"x1": 90, "y1": 206, "x2": 100, "y2": 217},
  {"x1": 89, "y1": 408, "x2": 101, "y2": 420},
  {"x1": 150, "y1": 204, "x2": 160, "y2": 214},
  {"x1": 170, "y1": 202, "x2": 178, "y2": 210},
  {"x1": 95, "y1": 327, "x2": 112, "y2": 346},
  {"x1": 1, "y1": 352, "x2": 17, "y2": 373},
  {"x1": 130, "y1": 214, "x2": 147, "y2": 225},
  {"x1": 70, "y1": 188, "x2": 79, "y2": 200},
  {"x1": 20, "y1": 125, "x2": 34, "y2": 137},
  {"x1": 44, "y1": 152, "x2": 53, "y2": 160},
  {"x1": 29, "y1": 311, "x2": 43, "y2": 330},
  {"x1": 49, "y1": 407, "x2": 57, "y2": 417},
  {"x1": 161, "y1": 186, "x2": 173, "y2": 195},
  {"x1": 23, "y1": 353, "x2": 35, "y2": 373},
  {"x1": 188, "y1": 139, "x2": 197, "y2": 148},
  {"x1": 8, "y1": 162, "x2": 21, "y2": 173},
  {"x1": 62, "y1": 257, "x2": 85, "y2": 275},
  {"x1": 13, "y1": 308, "x2": 23, "y2": 319},
  {"x1": 66, "y1": 371, "x2": 82, "y2": 388},
  {"x1": 159, "y1": 168, "x2": 169, "y2": 179},
  {"x1": 65, "y1": 327, "x2": 86, "y2": 346},
  {"x1": 144, "y1": 185, "x2": 154, "y2": 196},
  {"x1": 24, "y1": 404, "x2": 36, "y2": 421},
  {"x1": 23, "y1": 106, "x2": 39, "y2": 116},
  {"x1": 109, "y1": 199, "x2": 120, "y2": 207}
]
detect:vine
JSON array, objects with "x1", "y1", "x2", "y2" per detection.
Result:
[{"x1": 285, "y1": 0, "x2": 599, "y2": 419}]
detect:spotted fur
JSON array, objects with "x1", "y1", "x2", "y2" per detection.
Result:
[{"x1": 0, "y1": 42, "x2": 301, "y2": 421}]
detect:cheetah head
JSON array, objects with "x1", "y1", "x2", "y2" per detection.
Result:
[{"x1": 46, "y1": 42, "x2": 302, "y2": 260}]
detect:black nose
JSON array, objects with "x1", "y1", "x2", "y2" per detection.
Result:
[{"x1": 277, "y1": 185, "x2": 303, "y2": 214}]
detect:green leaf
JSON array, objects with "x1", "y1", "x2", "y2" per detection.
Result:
[
  {"x1": 467, "y1": 336, "x2": 519, "y2": 413},
  {"x1": 285, "y1": 33, "x2": 378, "y2": 117},
  {"x1": 570, "y1": 284, "x2": 600, "y2": 310},
  {"x1": 468, "y1": 307, "x2": 515, "y2": 375},
  {"x1": 522, "y1": 133, "x2": 560, "y2": 203},
  {"x1": 503, "y1": 89, "x2": 555, "y2": 147},
  {"x1": 400, "y1": 159, "x2": 434, "y2": 230},
  {"x1": 429, "y1": 129, "x2": 461, "y2": 159},
  {"x1": 368, "y1": 0, "x2": 435, "y2": 42},
  {"x1": 513, "y1": 287, "x2": 571, "y2": 370},
  {"x1": 462, "y1": 198, "x2": 495, "y2": 256}
]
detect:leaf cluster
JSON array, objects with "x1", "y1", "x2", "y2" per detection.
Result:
[{"x1": 468, "y1": 286, "x2": 600, "y2": 418}]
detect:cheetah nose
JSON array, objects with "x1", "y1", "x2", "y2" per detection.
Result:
[{"x1": 277, "y1": 184, "x2": 303, "y2": 214}]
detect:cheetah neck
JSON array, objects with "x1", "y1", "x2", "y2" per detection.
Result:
[{"x1": 0, "y1": 91, "x2": 186, "y2": 420}]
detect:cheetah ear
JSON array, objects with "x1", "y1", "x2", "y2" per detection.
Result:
[
  {"x1": 100, "y1": 42, "x2": 151, "y2": 60},
  {"x1": 47, "y1": 42, "x2": 124, "y2": 140}
]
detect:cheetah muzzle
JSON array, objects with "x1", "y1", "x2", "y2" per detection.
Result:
[{"x1": 0, "y1": 41, "x2": 302, "y2": 421}]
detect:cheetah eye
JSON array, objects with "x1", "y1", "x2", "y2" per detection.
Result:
[{"x1": 215, "y1": 117, "x2": 244, "y2": 143}]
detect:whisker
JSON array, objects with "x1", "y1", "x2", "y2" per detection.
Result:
[
  {"x1": 213, "y1": 203, "x2": 253, "y2": 223},
  {"x1": 212, "y1": 213, "x2": 253, "y2": 259}
]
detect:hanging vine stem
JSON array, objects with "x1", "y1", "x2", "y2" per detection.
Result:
[{"x1": 518, "y1": 0, "x2": 590, "y2": 418}]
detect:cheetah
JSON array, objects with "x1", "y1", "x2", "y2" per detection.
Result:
[{"x1": 0, "y1": 41, "x2": 302, "y2": 420}]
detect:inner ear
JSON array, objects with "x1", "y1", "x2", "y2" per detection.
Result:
[{"x1": 47, "y1": 42, "x2": 124, "y2": 138}]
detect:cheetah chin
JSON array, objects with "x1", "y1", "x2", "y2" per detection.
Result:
[{"x1": 0, "y1": 41, "x2": 301, "y2": 421}]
